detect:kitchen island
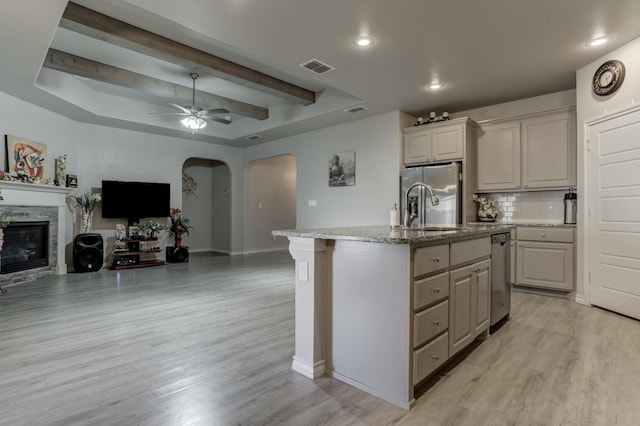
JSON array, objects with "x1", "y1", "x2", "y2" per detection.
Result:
[{"x1": 273, "y1": 224, "x2": 513, "y2": 409}]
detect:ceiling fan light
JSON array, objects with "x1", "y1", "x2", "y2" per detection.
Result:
[{"x1": 181, "y1": 116, "x2": 207, "y2": 131}]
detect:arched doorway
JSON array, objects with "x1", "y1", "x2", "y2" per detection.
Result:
[
  {"x1": 246, "y1": 155, "x2": 296, "y2": 253},
  {"x1": 182, "y1": 158, "x2": 231, "y2": 254}
]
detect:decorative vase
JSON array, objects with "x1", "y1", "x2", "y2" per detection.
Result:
[
  {"x1": 477, "y1": 207, "x2": 496, "y2": 222},
  {"x1": 175, "y1": 232, "x2": 182, "y2": 247},
  {"x1": 81, "y1": 211, "x2": 93, "y2": 233}
]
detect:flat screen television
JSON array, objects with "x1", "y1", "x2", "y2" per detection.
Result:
[{"x1": 101, "y1": 180, "x2": 170, "y2": 223}]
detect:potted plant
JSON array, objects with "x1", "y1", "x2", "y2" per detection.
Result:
[
  {"x1": 72, "y1": 191, "x2": 101, "y2": 233},
  {"x1": 473, "y1": 194, "x2": 498, "y2": 222},
  {"x1": 166, "y1": 208, "x2": 193, "y2": 247},
  {"x1": 140, "y1": 220, "x2": 163, "y2": 238}
]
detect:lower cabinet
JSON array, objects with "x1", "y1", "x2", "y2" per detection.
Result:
[
  {"x1": 515, "y1": 227, "x2": 575, "y2": 291},
  {"x1": 413, "y1": 332, "x2": 448, "y2": 385},
  {"x1": 411, "y1": 237, "x2": 492, "y2": 387},
  {"x1": 448, "y1": 258, "x2": 491, "y2": 357}
]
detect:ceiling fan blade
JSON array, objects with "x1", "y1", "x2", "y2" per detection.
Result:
[
  {"x1": 167, "y1": 103, "x2": 192, "y2": 114},
  {"x1": 203, "y1": 108, "x2": 229, "y2": 115},
  {"x1": 147, "y1": 112, "x2": 190, "y2": 116},
  {"x1": 204, "y1": 115, "x2": 232, "y2": 125}
]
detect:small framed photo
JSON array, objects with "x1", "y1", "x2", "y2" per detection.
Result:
[{"x1": 66, "y1": 174, "x2": 78, "y2": 188}]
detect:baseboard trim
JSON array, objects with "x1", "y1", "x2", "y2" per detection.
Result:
[
  {"x1": 574, "y1": 294, "x2": 587, "y2": 305},
  {"x1": 243, "y1": 247, "x2": 290, "y2": 255},
  {"x1": 291, "y1": 356, "x2": 325, "y2": 379},
  {"x1": 327, "y1": 370, "x2": 414, "y2": 410}
]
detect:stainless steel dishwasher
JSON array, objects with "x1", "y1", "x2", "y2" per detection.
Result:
[{"x1": 491, "y1": 232, "x2": 511, "y2": 326}]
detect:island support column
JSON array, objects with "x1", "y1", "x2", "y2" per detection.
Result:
[{"x1": 287, "y1": 237, "x2": 326, "y2": 379}]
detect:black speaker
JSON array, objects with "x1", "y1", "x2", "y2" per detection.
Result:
[
  {"x1": 166, "y1": 246, "x2": 189, "y2": 263},
  {"x1": 73, "y1": 233, "x2": 104, "y2": 272}
]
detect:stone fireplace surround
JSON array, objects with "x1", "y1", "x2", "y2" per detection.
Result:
[{"x1": 0, "y1": 181, "x2": 72, "y2": 287}]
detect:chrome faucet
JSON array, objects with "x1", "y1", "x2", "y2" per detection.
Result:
[{"x1": 404, "y1": 182, "x2": 440, "y2": 227}]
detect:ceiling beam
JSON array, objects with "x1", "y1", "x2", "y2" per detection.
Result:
[
  {"x1": 43, "y1": 49, "x2": 269, "y2": 121},
  {"x1": 59, "y1": 2, "x2": 316, "y2": 106}
]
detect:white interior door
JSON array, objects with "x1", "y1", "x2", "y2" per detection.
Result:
[{"x1": 589, "y1": 106, "x2": 640, "y2": 320}]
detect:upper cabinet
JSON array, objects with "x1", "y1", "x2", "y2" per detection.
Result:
[
  {"x1": 477, "y1": 121, "x2": 521, "y2": 191},
  {"x1": 403, "y1": 118, "x2": 475, "y2": 165},
  {"x1": 476, "y1": 109, "x2": 576, "y2": 192}
]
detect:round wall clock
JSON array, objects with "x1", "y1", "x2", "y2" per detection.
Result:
[{"x1": 592, "y1": 60, "x2": 625, "y2": 96}]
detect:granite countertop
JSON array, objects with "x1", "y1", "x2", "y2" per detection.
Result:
[
  {"x1": 468, "y1": 222, "x2": 576, "y2": 228},
  {"x1": 272, "y1": 223, "x2": 515, "y2": 245}
]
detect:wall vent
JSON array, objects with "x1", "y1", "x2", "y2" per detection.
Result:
[
  {"x1": 344, "y1": 106, "x2": 368, "y2": 114},
  {"x1": 246, "y1": 134, "x2": 263, "y2": 140},
  {"x1": 299, "y1": 59, "x2": 335, "y2": 74}
]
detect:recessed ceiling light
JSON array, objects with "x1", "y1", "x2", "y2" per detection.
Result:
[
  {"x1": 355, "y1": 36, "x2": 374, "y2": 47},
  {"x1": 429, "y1": 82, "x2": 443, "y2": 90},
  {"x1": 586, "y1": 35, "x2": 611, "y2": 47}
]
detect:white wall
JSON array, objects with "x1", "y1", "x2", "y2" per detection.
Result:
[
  {"x1": 244, "y1": 111, "x2": 409, "y2": 229},
  {"x1": 0, "y1": 91, "x2": 246, "y2": 267},
  {"x1": 575, "y1": 37, "x2": 640, "y2": 302},
  {"x1": 453, "y1": 89, "x2": 576, "y2": 122},
  {"x1": 246, "y1": 155, "x2": 296, "y2": 253},
  {"x1": 182, "y1": 159, "x2": 214, "y2": 252},
  {"x1": 211, "y1": 163, "x2": 231, "y2": 253}
]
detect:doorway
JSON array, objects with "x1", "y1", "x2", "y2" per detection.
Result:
[
  {"x1": 246, "y1": 155, "x2": 296, "y2": 253},
  {"x1": 182, "y1": 158, "x2": 231, "y2": 254},
  {"x1": 587, "y1": 105, "x2": 640, "y2": 320}
]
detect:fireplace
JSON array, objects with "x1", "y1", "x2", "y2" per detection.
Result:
[
  {"x1": 1, "y1": 221, "x2": 49, "y2": 274},
  {"x1": 0, "y1": 181, "x2": 70, "y2": 286}
]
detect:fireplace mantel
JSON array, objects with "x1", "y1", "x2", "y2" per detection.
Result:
[
  {"x1": 0, "y1": 180, "x2": 74, "y2": 196},
  {"x1": 0, "y1": 181, "x2": 74, "y2": 277}
]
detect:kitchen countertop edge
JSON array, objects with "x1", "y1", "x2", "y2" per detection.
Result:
[{"x1": 272, "y1": 224, "x2": 515, "y2": 245}]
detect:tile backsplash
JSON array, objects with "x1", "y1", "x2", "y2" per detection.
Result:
[{"x1": 476, "y1": 190, "x2": 570, "y2": 224}]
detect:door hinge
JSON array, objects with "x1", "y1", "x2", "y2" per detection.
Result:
[
  {"x1": 587, "y1": 139, "x2": 591, "y2": 152},
  {"x1": 588, "y1": 205, "x2": 591, "y2": 217},
  {"x1": 589, "y1": 271, "x2": 592, "y2": 282}
]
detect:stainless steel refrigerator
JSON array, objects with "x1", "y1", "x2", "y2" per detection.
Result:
[{"x1": 401, "y1": 162, "x2": 462, "y2": 227}]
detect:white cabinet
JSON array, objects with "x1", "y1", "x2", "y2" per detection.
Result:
[
  {"x1": 521, "y1": 111, "x2": 576, "y2": 189},
  {"x1": 477, "y1": 121, "x2": 521, "y2": 191},
  {"x1": 432, "y1": 124, "x2": 465, "y2": 162},
  {"x1": 404, "y1": 131, "x2": 431, "y2": 164},
  {"x1": 403, "y1": 118, "x2": 472, "y2": 165},
  {"x1": 449, "y1": 258, "x2": 491, "y2": 357},
  {"x1": 515, "y1": 227, "x2": 575, "y2": 291},
  {"x1": 411, "y1": 235, "x2": 490, "y2": 386},
  {"x1": 477, "y1": 109, "x2": 576, "y2": 192}
]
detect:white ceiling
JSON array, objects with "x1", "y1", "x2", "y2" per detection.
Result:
[{"x1": 1, "y1": 0, "x2": 639, "y2": 147}]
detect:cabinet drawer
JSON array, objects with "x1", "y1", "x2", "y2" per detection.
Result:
[
  {"x1": 413, "y1": 332, "x2": 448, "y2": 385},
  {"x1": 414, "y1": 300, "x2": 449, "y2": 348},
  {"x1": 450, "y1": 237, "x2": 490, "y2": 266},
  {"x1": 517, "y1": 227, "x2": 574, "y2": 243},
  {"x1": 414, "y1": 271, "x2": 449, "y2": 310},
  {"x1": 414, "y1": 244, "x2": 449, "y2": 277}
]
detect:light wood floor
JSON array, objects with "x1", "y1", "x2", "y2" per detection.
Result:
[{"x1": 1, "y1": 251, "x2": 639, "y2": 425}]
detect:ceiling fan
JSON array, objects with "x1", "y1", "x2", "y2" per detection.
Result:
[{"x1": 150, "y1": 73, "x2": 231, "y2": 133}]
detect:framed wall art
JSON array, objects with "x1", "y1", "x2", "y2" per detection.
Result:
[
  {"x1": 328, "y1": 152, "x2": 355, "y2": 187},
  {"x1": 5, "y1": 135, "x2": 47, "y2": 180}
]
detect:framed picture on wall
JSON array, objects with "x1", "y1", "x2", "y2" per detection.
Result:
[
  {"x1": 328, "y1": 152, "x2": 355, "y2": 187},
  {"x1": 5, "y1": 135, "x2": 47, "y2": 181}
]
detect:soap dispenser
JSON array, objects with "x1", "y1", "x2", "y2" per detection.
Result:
[{"x1": 563, "y1": 187, "x2": 577, "y2": 224}]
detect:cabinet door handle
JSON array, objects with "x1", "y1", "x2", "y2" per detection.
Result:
[
  {"x1": 433, "y1": 287, "x2": 440, "y2": 293},
  {"x1": 433, "y1": 256, "x2": 440, "y2": 263},
  {"x1": 541, "y1": 233, "x2": 546, "y2": 238},
  {"x1": 432, "y1": 354, "x2": 440, "y2": 361},
  {"x1": 432, "y1": 320, "x2": 440, "y2": 326}
]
